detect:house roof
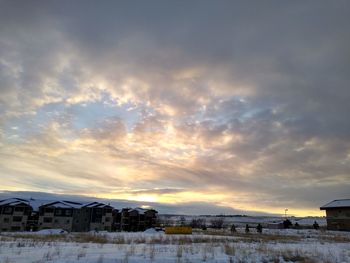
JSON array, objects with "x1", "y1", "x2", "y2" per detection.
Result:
[
  {"x1": 28, "y1": 199, "x2": 55, "y2": 211},
  {"x1": 0, "y1": 198, "x2": 29, "y2": 207},
  {"x1": 130, "y1": 207, "x2": 157, "y2": 214},
  {"x1": 320, "y1": 199, "x2": 350, "y2": 210},
  {"x1": 82, "y1": 202, "x2": 113, "y2": 208},
  {"x1": 41, "y1": 201, "x2": 79, "y2": 209},
  {"x1": 0, "y1": 197, "x2": 142, "y2": 213}
]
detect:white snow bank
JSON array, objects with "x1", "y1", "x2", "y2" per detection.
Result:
[
  {"x1": 35, "y1": 229, "x2": 67, "y2": 235},
  {"x1": 143, "y1": 228, "x2": 158, "y2": 234}
]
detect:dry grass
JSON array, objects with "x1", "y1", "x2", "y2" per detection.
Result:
[
  {"x1": 224, "y1": 243, "x2": 235, "y2": 256},
  {"x1": 0, "y1": 232, "x2": 348, "y2": 263},
  {"x1": 320, "y1": 234, "x2": 350, "y2": 243},
  {"x1": 74, "y1": 233, "x2": 108, "y2": 244}
]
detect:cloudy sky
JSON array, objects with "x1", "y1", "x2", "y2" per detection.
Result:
[{"x1": 0, "y1": 0, "x2": 349, "y2": 216}]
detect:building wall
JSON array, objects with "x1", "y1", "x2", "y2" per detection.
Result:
[
  {"x1": 112, "y1": 210, "x2": 121, "y2": 231},
  {"x1": 1, "y1": 200, "x2": 157, "y2": 232},
  {"x1": 38, "y1": 208, "x2": 74, "y2": 232},
  {"x1": 325, "y1": 208, "x2": 350, "y2": 230},
  {"x1": 102, "y1": 212, "x2": 113, "y2": 231},
  {"x1": 72, "y1": 208, "x2": 91, "y2": 232},
  {"x1": 120, "y1": 210, "x2": 158, "y2": 232},
  {"x1": 89, "y1": 209, "x2": 113, "y2": 231},
  {"x1": 0, "y1": 205, "x2": 31, "y2": 232}
]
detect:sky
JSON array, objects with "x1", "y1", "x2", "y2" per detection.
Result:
[{"x1": 0, "y1": 0, "x2": 349, "y2": 216}]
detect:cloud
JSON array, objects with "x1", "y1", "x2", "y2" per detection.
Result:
[{"x1": 0, "y1": 0, "x2": 349, "y2": 215}]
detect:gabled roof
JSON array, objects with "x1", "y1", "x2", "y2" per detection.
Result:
[
  {"x1": 82, "y1": 201, "x2": 112, "y2": 208},
  {"x1": 0, "y1": 198, "x2": 30, "y2": 207},
  {"x1": 130, "y1": 207, "x2": 158, "y2": 214},
  {"x1": 40, "y1": 201, "x2": 82, "y2": 209},
  {"x1": 0, "y1": 197, "x2": 118, "y2": 211},
  {"x1": 320, "y1": 199, "x2": 350, "y2": 210},
  {"x1": 29, "y1": 199, "x2": 56, "y2": 211}
]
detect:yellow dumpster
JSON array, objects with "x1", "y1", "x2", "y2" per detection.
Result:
[{"x1": 165, "y1": 226, "x2": 192, "y2": 234}]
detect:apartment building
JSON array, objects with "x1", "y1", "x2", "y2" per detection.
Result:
[
  {"x1": 38, "y1": 201, "x2": 78, "y2": 231},
  {"x1": 0, "y1": 198, "x2": 157, "y2": 232},
  {"x1": 0, "y1": 198, "x2": 33, "y2": 231},
  {"x1": 120, "y1": 207, "x2": 158, "y2": 232}
]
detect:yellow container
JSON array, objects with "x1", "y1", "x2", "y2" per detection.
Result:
[{"x1": 165, "y1": 226, "x2": 192, "y2": 234}]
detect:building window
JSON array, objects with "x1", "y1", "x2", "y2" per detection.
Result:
[
  {"x1": 65, "y1": 210, "x2": 72, "y2": 216},
  {"x1": 95, "y1": 209, "x2": 102, "y2": 215},
  {"x1": 3, "y1": 218, "x2": 10, "y2": 223},
  {"x1": 55, "y1": 209, "x2": 62, "y2": 216},
  {"x1": 54, "y1": 219, "x2": 59, "y2": 223},
  {"x1": 45, "y1": 208, "x2": 54, "y2": 213},
  {"x1": 3, "y1": 207, "x2": 13, "y2": 214},
  {"x1": 105, "y1": 217, "x2": 111, "y2": 222},
  {"x1": 43, "y1": 217, "x2": 53, "y2": 223},
  {"x1": 13, "y1": 216, "x2": 22, "y2": 222},
  {"x1": 14, "y1": 207, "x2": 25, "y2": 212},
  {"x1": 11, "y1": 226, "x2": 21, "y2": 231},
  {"x1": 66, "y1": 220, "x2": 70, "y2": 224}
]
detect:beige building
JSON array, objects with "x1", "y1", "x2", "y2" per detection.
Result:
[
  {"x1": 83, "y1": 202, "x2": 114, "y2": 231},
  {"x1": 38, "y1": 201, "x2": 114, "y2": 232},
  {"x1": 0, "y1": 198, "x2": 33, "y2": 232},
  {"x1": 120, "y1": 208, "x2": 158, "y2": 231},
  {"x1": 320, "y1": 199, "x2": 350, "y2": 231},
  {"x1": 38, "y1": 201, "x2": 78, "y2": 231},
  {"x1": 1, "y1": 197, "x2": 157, "y2": 232}
]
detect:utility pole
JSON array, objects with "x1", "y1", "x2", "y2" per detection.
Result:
[{"x1": 284, "y1": 208, "x2": 288, "y2": 218}]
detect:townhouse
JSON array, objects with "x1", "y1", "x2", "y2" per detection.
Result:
[
  {"x1": 120, "y1": 207, "x2": 158, "y2": 232},
  {"x1": 0, "y1": 198, "x2": 157, "y2": 232},
  {"x1": 0, "y1": 198, "x2": 32, "y2": 232}
]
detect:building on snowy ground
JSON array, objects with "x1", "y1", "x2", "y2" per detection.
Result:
[
  {"x1": 38, "y1": 201, "x2": 77, "y2": 231},
  {"x1": 0, "y1": 197, "x2": 157, "y2": 232},
  {"x1": 80, "y1": 202, "x2": 115, "y2": 232},
  {"x1": 112, "y1": 208, "x2": 121, "y2": 231},
  {"x1": 119, "y1": 207, "x2": 158, "y2": 232},
  {"x1": 38, "y1": 201, "x2": 115, "y2": 232},
  {"x1": 320, "y1": 199, "x2": 350, "y2": 231},
  {"x1": 0, "y1": 198, "x2": 33, "y2": 231}
]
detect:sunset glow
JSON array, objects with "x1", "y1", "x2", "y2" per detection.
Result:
[{"x1": 1, "y1": 1, "x2": 349, "y2": 216}]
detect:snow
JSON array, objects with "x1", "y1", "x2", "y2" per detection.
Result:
[
  {"x1": 35, "y1": 229, "x2": 68, "y2": 235},
  {"x1": 0, "y1": 198, "x2": 28, "y2": 206},
  {"x1": 83, "y1": 202, "x2": 108, "y2": 208},
  {"x1": 5, "y1": 229, "x2": 68, "y2": 235},
  {"x1": 133, "y1": 208, "x2": 148, "y2": 214},
  {"x1": 28, "y1": 199, "x2": 54, "y2": 211},
  {"x1": 143, "y1": 228, "x2": 158, "y2": 234},
  {"x1": 159, "y1": 215, "x2": 327, "y2": 227},
  {"x1": 320, "y1": 199, "x2": 350, "y2": 209},
  {"x1": 0, "y1": 229, "x2": 349, "y2": 262},
  {"x1": 43, "y1": 201, "x2": 77, "y2": 208}
]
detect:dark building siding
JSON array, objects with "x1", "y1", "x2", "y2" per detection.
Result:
[
  {"x1": 1, "y1": 199, "x2": 157, "y2": 232},
  {"x1": 324, "y1": 208, "x2": 350, "y2": 231}
]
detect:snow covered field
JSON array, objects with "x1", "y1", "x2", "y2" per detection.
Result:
[
  {"x1": 0, "y1": 229, "x2": 349, "y2": 263},
  {"x1": 159, "y1": 215, "x2": 327, "y2": 227}
]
